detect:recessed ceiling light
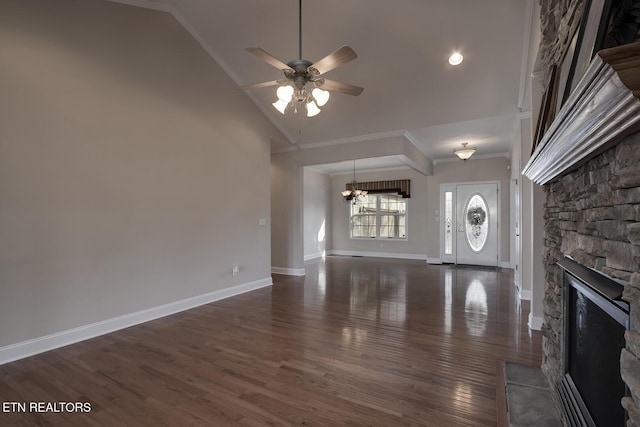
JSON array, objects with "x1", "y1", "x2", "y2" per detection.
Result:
[{"x1": 448, "y1": 52, "x2": 463, "y2": 66}]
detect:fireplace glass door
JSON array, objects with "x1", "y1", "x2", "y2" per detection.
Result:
[{"x1": 564, "y1": 270, "x2": 629, "y2": 426}]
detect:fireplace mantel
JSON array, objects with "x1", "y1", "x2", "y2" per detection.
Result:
[{"x1": 523, "y1": 42, "x2": 640, "y2": 185}]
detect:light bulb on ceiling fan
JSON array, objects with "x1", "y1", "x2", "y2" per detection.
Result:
[
  {"x1": 306, "y1": 100, "x2": 321, "y2": 117},
  {"x1": 312, "y1": 88, "x2": 330, "y2": 106},
  {"x1": 276, "y1": 85, "x2": 294, "y2": 102},
  {"x1": 272, "y1": 99, "x2": 289, "y2": 114}
]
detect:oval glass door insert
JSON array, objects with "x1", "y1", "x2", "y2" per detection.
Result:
[{"x1": 464, "y1": 194, "x2": 489, "y2": 252}]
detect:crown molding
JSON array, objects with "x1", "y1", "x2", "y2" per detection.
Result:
[
  {"x1": 517, "y1": 0, "x2": 535, "y2": 110},
  {"x1": 403, "y1": 131, "x2": 431, "y2": 158},
  {"x1": 106, "y1": 0, "x2": 174, "y2": 12},
  {"x1": 271, "y1": 130, "x2": 433, "y2": 159},
  {"x1": 295, "y1": 130, "x2": 408, "y2": 151},
  {"x1": 328, "y1": 165, "x2": 413, "y2": 177}
]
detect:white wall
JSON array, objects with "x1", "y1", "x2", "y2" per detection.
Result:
[
  {"x1": 519, "y1": 0, "x2": 545, "y2": 329},
  {"x1": 303, "y1": 169, "x2": 331, "y2": 260},
  {"x1": 330, "y1": 168, "x2": 428, "y2": 259},
  {"x1": 0, "y1": 0, "x2": 285, "y2": 351},
  {"x1": 427, "y1": 157, "x2": 512, "y2": 263}
]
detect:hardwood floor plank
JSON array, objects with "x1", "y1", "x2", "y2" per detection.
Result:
[{"x1": 0, "y1": 258, "x2": 541, "y2": 426}]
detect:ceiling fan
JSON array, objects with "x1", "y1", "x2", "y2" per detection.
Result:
[{"x1": 239, "y1": 0, "x2": 364, "y2": 117}]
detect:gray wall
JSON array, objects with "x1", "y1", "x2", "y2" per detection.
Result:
[
  {"x1": 271, "y1": 155, "x2": 304, "y2": 272},
  {"x1": 303, "y1": 168, "x2": 331, "y2": 260},
  {"x1": 0, "y1": 0, "x2": 285, "y2": 348}
]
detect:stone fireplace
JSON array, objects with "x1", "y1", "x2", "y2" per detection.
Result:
[
  {"x1": 523, "y1": 37, "x2": 640, "y2": 426},
  {"x1": 525, "y1": 56, "x2": 640, "y2": 426}
]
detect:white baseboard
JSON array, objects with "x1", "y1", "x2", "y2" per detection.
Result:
[
  {"x1": 528, "y1": 313, "x2": 543, "y2": 331},
  {"x1": 0, "y1": 278, "x2": 272, "y2": 366},
  {"x1": 427, "y1": 258, "x2": 509, "y2": 267},
  {"x1": 271, "y1": 267, "x2": 306, "y2": 276},
  {"x1": 328, "y1": 250, "x2": 428, "y2": 261},
  {"x1": 304, "y1": 252, "x2": 323, "y2": 261},
  {"x1": 520, "y1": 289, "x2": 532, "y2": 301}
]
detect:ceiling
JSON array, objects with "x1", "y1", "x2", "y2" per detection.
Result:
[{"x1": 113, "y1": 0, "x2": 532, "y2": 172}]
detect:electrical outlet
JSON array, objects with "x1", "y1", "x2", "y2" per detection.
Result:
[{"x1": 232, "y1": 265, "x2": 240, "y2": 277}]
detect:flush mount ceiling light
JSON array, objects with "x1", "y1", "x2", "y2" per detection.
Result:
[
  {"x1": 240, "y1": 0, "x2": 364, "y2": 117},
  {"x1": 454, "y1": 142, "x2": 476, "y2": 160},
  {"x1": 448, "y1": 52, "x2": 464, "y2": 66}
]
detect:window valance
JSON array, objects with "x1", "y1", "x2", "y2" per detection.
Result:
[{"x1": 345, "y1": 179, "x2": 410, "y2": 198}]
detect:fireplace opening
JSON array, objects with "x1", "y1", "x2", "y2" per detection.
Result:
[{"x1": 558, "y1": 257, "x2": 629, "y2": 426}]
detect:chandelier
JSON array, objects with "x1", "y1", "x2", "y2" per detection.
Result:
[
  {"x1": 341, "y1": 161, "x2": 368, "y2": 204},
  {"x1": 454, "y1": 142, "x2": 477, "y2": 161}
]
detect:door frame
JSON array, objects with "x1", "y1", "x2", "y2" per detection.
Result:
[{"x1": 439, "y1": 181, "x2": 501, "y2": 266}]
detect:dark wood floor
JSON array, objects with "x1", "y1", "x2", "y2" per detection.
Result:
[{"x1": 0, "y1": 257, "x2": 541, "y2": 426}]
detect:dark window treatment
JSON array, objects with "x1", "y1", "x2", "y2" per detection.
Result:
[{"x1": 345, "y1": 179, "x2": 410, "y2": 198}]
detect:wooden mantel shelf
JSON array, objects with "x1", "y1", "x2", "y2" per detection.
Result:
[{"x1": 523, "y1": 42, "x2": 640, "y2": 185}]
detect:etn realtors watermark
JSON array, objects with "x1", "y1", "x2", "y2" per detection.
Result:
[{"x1": 3, "y1": 401, "x2": 92, "y2": 413}]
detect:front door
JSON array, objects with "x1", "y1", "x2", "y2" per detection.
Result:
[
  {"x1": 441, "y1": 182, "x2": 499, "y2": 267},
  {"x1": 455, "y1": 183, "x2": 498, "y2": 266}
]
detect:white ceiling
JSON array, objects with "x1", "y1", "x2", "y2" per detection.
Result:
[{"x1": 113, "y1": 0, "x2": 532, "y2": 171}]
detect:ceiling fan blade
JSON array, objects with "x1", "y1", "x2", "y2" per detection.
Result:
[
  {"x1": 319, "y1": 79, "x2": 364, "y2": 96},
  {"x1": 310, "y1": 46, "x2": 358, "y2": 75},
  {"x1": 246, "y1": 47, "x2": 292, "y2": 71},
  {"x1": 239, "y1": 80, "x2": 283, "y2": 91}
]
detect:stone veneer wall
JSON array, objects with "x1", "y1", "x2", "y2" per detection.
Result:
[
  {"x1": 539, "y1": 0, "x2": 586, "y2": 80},
  {"x1": 541, "y1": 131, "x2": 640, "y2": 425}
]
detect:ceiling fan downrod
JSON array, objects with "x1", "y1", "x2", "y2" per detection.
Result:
[{"x1": 298, "y1": 0, "x2": 302, "y2": 60}]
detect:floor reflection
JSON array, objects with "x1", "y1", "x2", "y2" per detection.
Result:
[
  {"x1": 348, "y1": 269, "x2": 407, "y2": 324},
  {"x1": 465, "y1": 278, "x2": 488, "y2": 336},
  {"x1": 341, "y1": 325, "x2": 370, "y2": 347},
  {"x1": 445, "y1": 269, "x2": 453, "y2": 335}
]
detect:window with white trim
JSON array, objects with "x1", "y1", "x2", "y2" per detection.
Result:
[{"x1": 350, "y1": 193, "x2": 407, "y2": 239}]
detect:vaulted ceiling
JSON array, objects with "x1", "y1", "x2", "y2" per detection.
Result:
[{"x1": 112, "y1": 0, "x2": 532, "y2": 168}]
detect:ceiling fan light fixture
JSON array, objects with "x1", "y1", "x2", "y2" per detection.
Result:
[
  {"x1": 306, "y1": 100, "x2": 321, "y2": 117},
  {"x1": 312, "y1": 88, "x2": 330, "y2": 106},
  {"x1": 276, "y1": 85, "x2": 294, "y2": 102},
  {"x1": 454, "y1": 142, "x2": 476, "y2": 160},
  {"x1": 241, "y1": 0, "x2": 363, "y2": 119},
  {"x1": 272, "y1": 99, "x2": 289, "y2": 114}
]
